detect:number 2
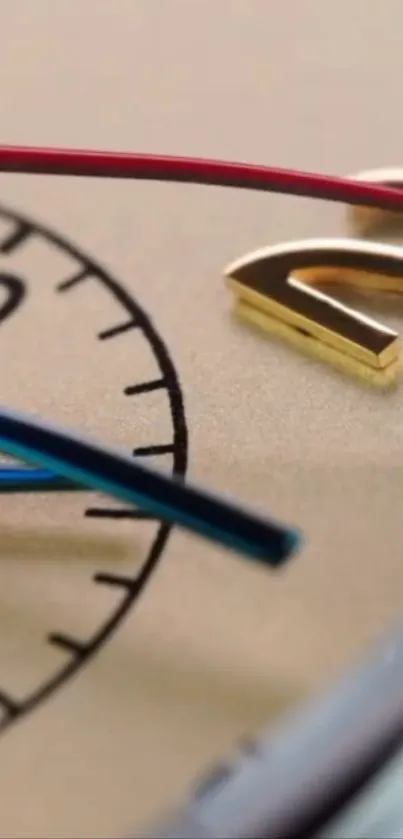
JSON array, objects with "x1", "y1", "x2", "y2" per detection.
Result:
[{"x1": 224, "y1": 170, "x2": 403, "y2": 389}]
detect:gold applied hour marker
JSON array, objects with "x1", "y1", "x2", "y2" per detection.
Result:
[{"x1": 224, "y1": 238, "x2": 403, "y2": 388}]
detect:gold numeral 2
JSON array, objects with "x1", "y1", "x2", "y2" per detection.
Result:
[{"x1": 224, "y1": 171, "x2": 403, "y2": 388}]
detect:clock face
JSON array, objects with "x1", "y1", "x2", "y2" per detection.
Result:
[
  {"x1": 0, "y1": 203, "x2": 188, "y2": 727},
  {"x1": 2, "y1": 188, "x2": 403, "y2": 839},
  {"x1": 5, "y1": 4, "x2": 403, "y2": 839}
]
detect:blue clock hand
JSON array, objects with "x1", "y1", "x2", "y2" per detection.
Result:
[{"x1": 0, "y1": 407, "x2": 301, "y2": 568}]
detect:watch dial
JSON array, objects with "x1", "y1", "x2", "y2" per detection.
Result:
[{"x1": 2, "y1": 3, "x2": 403, "y2": 839}]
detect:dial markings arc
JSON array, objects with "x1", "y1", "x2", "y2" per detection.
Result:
[{"x1": 0, "y1": 207, "x2": 188, "y2": 735}]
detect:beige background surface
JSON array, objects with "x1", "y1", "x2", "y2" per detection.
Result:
[{"x1": 0, "y1": 1, "x2": 403, "y2": 836}]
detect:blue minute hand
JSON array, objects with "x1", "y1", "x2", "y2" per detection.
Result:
[
  {"x1": 0, "y1": 466, "x2": 81, "y2": 492},
  {"x1": 0, "y1": 407, "x2": 301, "y2": 568}
]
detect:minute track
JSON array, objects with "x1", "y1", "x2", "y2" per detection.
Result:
[{"x1": 0, "y1": 202, "x2": 188, "y2": 735}]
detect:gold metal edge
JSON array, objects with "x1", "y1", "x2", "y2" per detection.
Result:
[
  {"x1": 233, "y1": 296, "x2": 400, "y2": 390},
  {"x1": 227, "y1": 278, "x2": 400, "y2": 370}
]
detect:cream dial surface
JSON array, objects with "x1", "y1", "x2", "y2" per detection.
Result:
[{"x1": 1, "y1": 1, "x2": 403, "y2": 837}]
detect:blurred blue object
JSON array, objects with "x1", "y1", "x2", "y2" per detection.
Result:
[{"x1": 0, "y1": 406, "x2": 301, "y2": 568}]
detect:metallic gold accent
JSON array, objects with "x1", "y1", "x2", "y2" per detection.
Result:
[
  {"x1": 347, "y1": 168, "x2": 403, "y2": 237},
  {"x1": 224, "y1": 238, "x2": 403, "y2": 387}
]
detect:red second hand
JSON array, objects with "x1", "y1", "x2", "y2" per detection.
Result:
[{"x1": 0, "y1": 144, "x2": 401, "y2": 211}]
